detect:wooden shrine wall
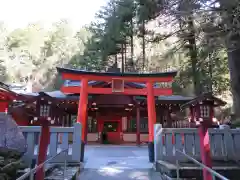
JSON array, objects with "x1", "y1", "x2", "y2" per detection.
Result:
[{"x1": 94, "y1": 94, "x2": 133, "y2": 105}]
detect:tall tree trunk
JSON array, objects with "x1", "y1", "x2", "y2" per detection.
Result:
[
  {"x1": 187, "y1": 15, "x2": 200, "y2": 95},
  {"x1": 121, "y1": 43, "x2": 124, "y2": 73},
  {"x1": 115, "y1": 54, "x2": 118, "y2": 65},
  {"x1": 130, "y1": 17, "x2": 134, "y2": 67},
  {"x1": 219, "y1": 0, "x2": 240, "y2": 117},
  {"x1": 208, "y1": 53, "x2": 213, "y2": 92},
  {"x1": 124, "y1": 42, "x2": 127, "y2": 71},
  {"x1": 142, "y1": 20, "x2": 146, "y2": 71},
  {"x1": 227, "y1": 45, "x2": 240, "y2": 117}
]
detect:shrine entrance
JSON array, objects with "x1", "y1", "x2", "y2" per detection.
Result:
[
  {"x1": 57, "y1": 67, "x2": 177, "y2": 162},
  {"x1": 98, "y1": 116, "x2": 122, "y2": 144},
  {"x1": 103, "y1": 121, "x2": 121, "y2": 144}
]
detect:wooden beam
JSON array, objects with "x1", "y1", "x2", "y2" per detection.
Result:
[
  {"x1": 61, "y1": 86, "x2": 172, "y2": 96},
  {"x1": 136, "y1": 105, "x2": 141, "y2": 146},
  {"x1": 61, "y1": 73, "x2": 174, "y2": 83}
]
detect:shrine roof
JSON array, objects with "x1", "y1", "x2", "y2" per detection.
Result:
[
  {"x1": 57, "y1": 67, "x2": 177, "y2": 78},
  {"x1": 158, "y1": 95, "x2": 194, "y2": 101},
  {"x1": 20, "y1": 90, "x2": 193, "y2": 104},
  {"x1": 181, "y1": 92, "x2": 226, "y2": 108},
  {"x1": 0, "y1": 82, "x2": 24, "y2": 100},
  {"x1": 20, "y1": 91, "x2": 89, "y2": 100},
  {"x1": 135, "y1": 95, "x2": 194, "y2": 101}
]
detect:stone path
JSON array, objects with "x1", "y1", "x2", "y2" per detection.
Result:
[{"x1": 77, "y1": 145, "x2": 162, "y2": 180}]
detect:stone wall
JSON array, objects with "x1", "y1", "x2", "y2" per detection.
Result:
[{"x1": 0, "y1": 113, "x2": 28, "y2": 179}]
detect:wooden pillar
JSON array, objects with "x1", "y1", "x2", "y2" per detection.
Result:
[
  {"x1": 61, "y1": 115, "x2": 65, "y2": 127},
  {"x1": 68, "y1": 114, "x2": 71, "y2": 127},
  {"x1": 77, "y1": 78, "x2": 88, "y2": 139},
  {"x1": 127, "y1": 115, "x2": 131, "y2": 132},
  {"x1": 85, "y1": 110, "x2": 88, "y2": 142},
  {"x1": 159, "y1": 106, "x2": 164, "y2": 125},
  {"x1": 189, "y1": 106, "x2": 195, "y2": 128},
  {"x1": 64, "y1": 115, "x2": 67, "y2": 126},
  {"x1": 136, "y1": 105, "x2": 140, "y2": 146},
  {"x1": 166, "y1": 108, "x2": 172, "y2": 127},
  {"x1": 36, "y1": 121, "x2": 50, "y2": 180},
  {"x1": 146, "y1": 81, "x2": 157, "y2": 162},
  {"x1": 198, "y1": 105, "x2": 213, "y2": 180},
  {"x1": 77, "y1": 78, "x2": 88, "y2": 162}
]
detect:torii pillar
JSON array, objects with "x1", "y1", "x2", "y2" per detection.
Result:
[
  {"x1": 77, "y1": 78, "x2": 88, "y2": 162},
  {"x1": 147, "y1": 81, "x2": 157, "y2": 162}
]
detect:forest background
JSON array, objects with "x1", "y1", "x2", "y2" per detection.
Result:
[{"x1": 1, "y1": 0, "x2": 239, "y2": 117}]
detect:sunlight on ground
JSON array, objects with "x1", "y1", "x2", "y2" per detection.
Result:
[
  {"x1": 129, "y1": 171, "x2": 150, "y2": 180},
  {"x1": 97, "y1": 166, "x2": 124, "y2": 176},
  {"x1": 97, "y1": 166, "x2": 152, "y2": 180}
]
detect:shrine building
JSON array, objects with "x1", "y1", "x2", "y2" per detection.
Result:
[{"x1": 1, "y1": 68, "x2": 195, "y2": 145}]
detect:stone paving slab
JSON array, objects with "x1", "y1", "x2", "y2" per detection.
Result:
[
  {"x1": 78, "y1": 145, "x2": 162, "y2": 180},
  {"x1": 77, "y1": 169, "x2": 162, "y2": 180}
]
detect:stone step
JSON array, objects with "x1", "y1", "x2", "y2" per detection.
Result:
[
  {"x1": 161, "y1": 174, "x2": 197, "y2": 180},
  {"x1": 155, "y1": 160, "x2": 240, "y2": 180},
  {"x1": 44, "y1": 164, "x2": 83, "y2": 180},
  {"x1": 78, "y1": 168, "x2": 163, "y2": 180},
  {"x1": 17, "y1": 163, "x2": 56, "y2": 178}
]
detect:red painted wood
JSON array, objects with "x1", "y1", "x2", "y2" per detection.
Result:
[
  {"x1": 190, "y1": 106, "x2": 194, "y2": 122},
  {"x1": 95, "y1": 94, "x2": 133, "y2": 105},
  {"x1": 97, "y1": 116, "x2": 122, "y2": 144},
  {"x1": 61, "y1": 72, "x2": 174, "y2": 83},
  {"x1": 107, "y1": 121, "x2": 121, "y2": 144},
  {"x1": 107, "y1": 131, "x2": 121, "y2": 144},
  {"x1": 77, "y1": 78, "x2": 88, "y2": 142},
  {"x1": 0, "y1": 101, "x2": 8, "y2": 112},
  {"x1": 11, "y1": 108, "x2": 29, "y2": 126},
  {"x1": 61, "y1": 86, "x2": 173, "y2": 96},
  {"x1": 36, "y1": 124, "x2": 50, "y2": 180},
  {"x1": 147, "y1": 82, "x2": 157, "y2": 142},
  {"x1": 0, "y1": 89, "x2": 20, "y2": 100},
  {"x1": 85, "y1": 110, "x2": 88, "y2": 142},
  {"x1": 198, "y1": 125, "x2": 213, "y2": 180},
  {"x1": 136, "y1": 106, "x2": 140, "y2": 145}
]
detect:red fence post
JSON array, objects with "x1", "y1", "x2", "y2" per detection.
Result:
[
  {"x1": 36, "y1": 123, "x2": 50, "y2": 180},
  {"x1": 181, "y1": 133, "x2": 185, "y2": 145},
  {"x1": 198, "y1": 123, "x2": 213, "y2": 180}
]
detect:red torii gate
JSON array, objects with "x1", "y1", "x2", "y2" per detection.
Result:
[{"x1": 57, "y1": 67, "x2": 177, "y2": 162}]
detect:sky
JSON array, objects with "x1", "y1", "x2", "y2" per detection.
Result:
[{"x1": 0, "y1": 0, "x2": 107, "y2": 30}]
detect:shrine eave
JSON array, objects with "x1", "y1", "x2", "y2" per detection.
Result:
[
  {"x1": 21, "y1": 91, "x2": 92, "y2": 100},
  {"x1": 181, "y1": 92, "x2": 226, "y2": 109},
  {"x1": 135, "y1": 95, "x2": 194, "y2": 104},
  {"x1": 0, "y1": 82, "x2": 25, "y2": 100},
  {"x1": 57, "y1": 67, "x2": 177, "y2": 78}
]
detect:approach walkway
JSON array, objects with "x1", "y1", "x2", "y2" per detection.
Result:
[{"x1": 77, "y1": 145, "x2": 162, "y2": 180}]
